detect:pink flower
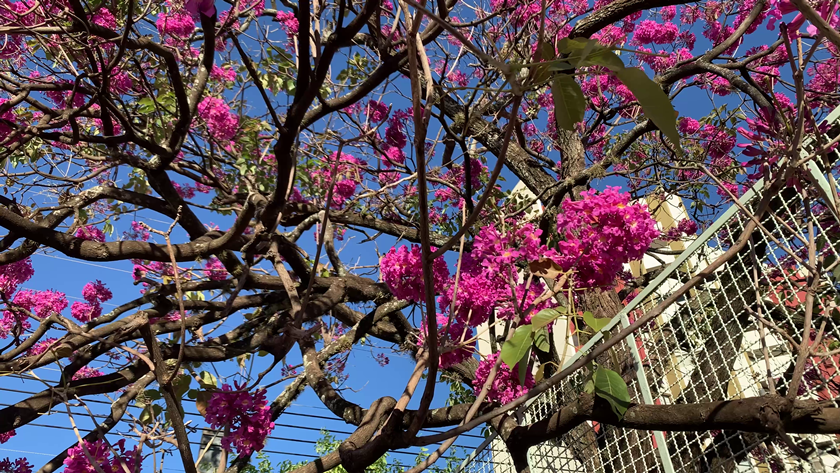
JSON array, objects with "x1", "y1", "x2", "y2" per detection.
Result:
[
  {"x1": 63, "y1": 439, "x2": 138, "y2": 473},
  {"x1": 0, "y1": 430, "x2": 15, "y2": 443},
  {"x1": 27, "y1": 338, "x2": 59, "y2": 357},
  {"x1": 678, "y1": 117, "x2": 700, "y2": 135},
  {"x1": 74, "y1": 225, "x2": 106, "y2": 242},
  {"x1": 205, "y1": 383, "x2": 274, "y2": 456},
  {"x1": 211, "y1": 65, "x2": 237, "y2": 83},
  {"x1": 157, "y1": 10, "x2": 195, "y2": 37},
  {"x1": 72, "y1": 366, "x2": 104, "y2": 380},
  {"x1": 0, "y1": 258, "x2": 34, "y2": 297},
  {"x1": 364, "y1": 100, "x2": 389, "y2": 122},
  {"x1": 473, "y1": 352, "x2": 535, "y2": 404},
  {"x1": 82, "y1": 280, "x2": 112, "y2": 305},
  {"x1": 0, "y1": 457, "x2": 31, "y2": 473},
  {"x1": 308, "y1": 151, "x2": 366, "y2": 208},
  {"x1": 110, "y1": 70, "x2": 133, "y2": 94},
  {"x1": 25, "y1": 290, "x2": 68, "y2": 319},
  {"x1": 417, "y1": 314, "x2": 475, "y2": 368},
  {"x1": 128, "y1": 221, "x2": 151, "y2": 242},
  {"x1": 203, "y1": 257, "x2": 228, "y2": 281},
  {"x1": 380, "y1": 245, "x2": 450, "y2": 303},
  {"x1": 91, "y1": 8, "x2": 116, "y2": 29},
  {"x1": 197, "y1": 97, "x2": 239, "y2": 141},
  {"x1": 70, "y1": 302, "x2": 102, "y2": 323},
  {"x1": 555, "y1": 187, "x2": 659, "y2": 288},
  {"x1": 276, "y1": 10, "x2": 299, "y2": 35}
]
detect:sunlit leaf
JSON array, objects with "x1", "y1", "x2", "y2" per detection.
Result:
[
  {"x1": 501, "y1": 324, "x2": 533, "y2": 368},
  {"x1": 614, "y1": 67, "x2": 682, "y2": 154},
  {"x1": 551, "y1": 74, "x2": 586, "y2": 131},
  {"x1": 531, "y1": 307, "x2": 565, "y2": 330},
  {"x1": 583, "y1": 311, "x2": 610, "y2": 332},
  {"x1": 592, "y1": 367, "x2": 631, "y2": 419}
]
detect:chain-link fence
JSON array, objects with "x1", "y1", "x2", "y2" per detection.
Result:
[{"x1": 456, "y1": 107, "x2": 840, "y2": 473}]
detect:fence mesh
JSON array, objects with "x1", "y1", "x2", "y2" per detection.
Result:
[{"x1": 455, "y1": 109, "x2": 840, "y2": 473}]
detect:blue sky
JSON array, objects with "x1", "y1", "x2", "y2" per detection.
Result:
[{"x1": 0, "y1": 0, "x2": 832, "y2": 470}]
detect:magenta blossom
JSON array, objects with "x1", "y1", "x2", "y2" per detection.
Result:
[
  {"x1": 63, "y1": 439, "x2": 138, "y2": 473},
  {"x1": 0, "y1": 430, "x2": 14, "y2": 443},
  {"x1": 380, "y1": 245, "x2": 450, "y2": 303},
  {"x1": 473, "y1": 352, "x2": 535, "y2": 404},
  {"x1": 417, "y1": 314, "x2": 475, "y2": 369},
  {"x1": 205, "y1": 383, "x2": 274, "y2": 455}
]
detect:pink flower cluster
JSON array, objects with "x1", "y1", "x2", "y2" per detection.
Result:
[
  {"x1": 380, "y1": 245, "x2": 449, "y2": 303},
  {"x1": 63, "y1": 439, "x2": 139, "y2": 473},
  {"x1": 473, "y1": 352, "x2": 535, "y2": 405},
  {"x1": 555, "y1": 187, "x2": 659, "y2": 288},
  {"x1": 417, "y1": 314, "x2": 474, "y2": 369},
  {"x1": 10, "y1": 289, "x2": 68, "y2": 319},
  {"x1": 74, "y1": 225, "x2": 106, "y2": 242},
  {"x1": 275, "y1": 11, "x2": 299, "y2": 35},
  {"x1": 211, "y1": 65, "x2": 237, "y2": 83},
  {"x1": 203, "y1": 257, "x2": 228, "y2": 281},
  {"x1": 70, "y1": 280, "x2": 112, "y2": 323},
  {"x1": 2, "y1": 287, "x2": 68, "y2": 339},
  {"x1": 364, "y1": 100, "x2": 389, "y2": 123},
  {"x1": 309, "y1": 151, "x2": 366, "y2": 208},
  {"x1": 664, "y1": 219, "x2": 699, "y2": 240},
  {"x1": 0, "y1": 430, "x2": 15, "y2": 443},
  {"x1": 204, "y1": 383, "x2": 275, "y2": 455},
  {"x1": 157, "y1": 9, "x2": 195, "y2": 38},
  {"x1": 0, "y1": 457, "x2": 31, "y2": 473},
  {"x1": 27, "y1": 337, "x2": 59, "y2": 357},
  {"x1": 0, "y1": 258, "x2": 33, "y2": 297},
  {"x1": 72, "y1": 366, "x2": 104, "y2": 381},
  {"x1": 126, "y1": 221, "x2": 150, "y2": 242},
  {"x1": 197, "y1": 97, "x2": 239, "y2": 142}
]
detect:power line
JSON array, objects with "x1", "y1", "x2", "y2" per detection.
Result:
[
  {"x1": 2, "y1": 375, "x2": 484, "y2": 440},
  {"x1": 0, "y1": 386, "x2": 485, "y2": 449},
  {"x1": 6, "y1": 421, "x2": 474, "y2": 465},
  {"x1": 31, "y1": 253, "x2": 134, "y2": 274}
]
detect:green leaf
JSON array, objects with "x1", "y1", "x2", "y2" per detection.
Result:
[
  {"x1": 144, "y1": 389, "x2": 162, "y2": 401},
  {"x1": 501, "y1": 325, "x2": 533, "y2": 368},
  {"x1": 172, "y1": 374, "x2": 192, "y2": 399},
  {"x1": 531, "y1": 307, "x2": 565, "y2": 330},
  {"x1": 614, "y1": 67, "x2": 681, "y2": 154},
  {"x1": 517, "y1": 346, "x2": 531, "y2": 386},
  {"x1": 533, "y1": 327, "x2": 550, "y2": 353},
  {"x1": 592, "y1": 367, "x2": 631, "y2": 419},
  {"x1": 583, "y1": 379, "x2": 595, "y2": 394},
  {"x1": 198, "y1": 371, "x2": 217, "y2": 389},
  {"x1": 578, "y1": 48, "x2": 625, "y2": 71},
  {"x1": 532, "y1": 42, "x2": 555, "y2": 84},
  {"x1": 583, "y1": 311, "x2": 610, "y2": 332},
  {"x1": 546, "y1": 61, "x2": 576, "y2": 72},
  {"x1": 574, "y1": 39, "x2": 597, "y2": 68},
  {"x1": 551, "y1": 75, "x2": 586, "y2": 131},
  {"x1": 139, "y1": 404, "x2": 162, "y2": 425},
  {"x1": 556, "y1": 37, "x2": 590, "y2": 54},
  {"x1": 139, "y1": 406, "x2": 153, "y2": 425}
]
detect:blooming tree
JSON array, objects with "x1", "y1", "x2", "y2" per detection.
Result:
[{"x1": 0, "y1": 0, "x2": 839, "y2": 471}]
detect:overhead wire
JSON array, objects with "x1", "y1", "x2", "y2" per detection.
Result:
[
  {"x1": 0, "y1": 385, "x2": 485, "y2": 448},
  {"x1": 1, "y1": 419, "x2": 474, "y2": 466}
]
